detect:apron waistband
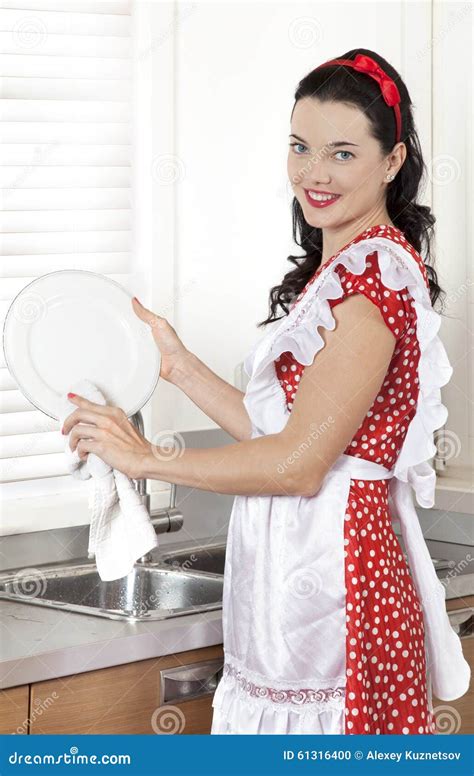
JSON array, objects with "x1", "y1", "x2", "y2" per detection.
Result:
[{"x1": 330, "y1": 453, "x2": 395, "y2": 481}]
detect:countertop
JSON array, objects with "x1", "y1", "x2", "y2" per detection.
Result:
[{"x1": 0, "y1": 596, "x2": 223, "y2": 690}]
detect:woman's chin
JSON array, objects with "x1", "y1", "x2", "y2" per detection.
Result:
[{"x1": 303, "y1": 209, "x2": 339, "y2": 227}]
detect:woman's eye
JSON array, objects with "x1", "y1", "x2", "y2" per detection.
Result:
[
  {"x1": 334, "y1": 151, "x2": 353, "y2": 161},
  {"x1": 289, "y1": 142, "x2": 307, "y2": 154}
]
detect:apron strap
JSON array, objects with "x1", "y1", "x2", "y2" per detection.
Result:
[{"x1": 330, "y1": 453, "x2": 395, "y2": 481}]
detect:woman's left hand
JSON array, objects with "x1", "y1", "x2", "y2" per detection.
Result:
[{"x1": 61, "y1": 394, "x2": 152, "y2": 479}]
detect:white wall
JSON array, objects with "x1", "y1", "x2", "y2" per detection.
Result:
[
  {"x1": 150, "y1": 0, "x2": 429, "y2": 434},
  {"x1": 432, "y1": 0, "x2": 474, "y2": 475}
]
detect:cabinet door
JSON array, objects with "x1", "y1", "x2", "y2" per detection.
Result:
[
  {"x1": 432, "y1": 595, "x2": 473, "y2": 734},
  {"x1": 30, "y1": 644, "x2": 223, "y2": 734},
  {"x1": 0, "y1": 685, "x2": 29, "y2": 734}
]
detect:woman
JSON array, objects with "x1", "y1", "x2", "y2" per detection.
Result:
[{"x1": 62, "y1": 49, "x2": 470, "y2": 734}]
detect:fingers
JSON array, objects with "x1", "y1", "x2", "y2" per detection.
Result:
[
  {"x1": 66, "y1": 393, "x2": 107, "y2": 414},
  {"x1": 77, "y1": 438, "x2": 100, "y2": 460},
  {"x1": 68, "y1": 423, "x2": 102, "y2": 453},
  {"x1": 132, "y1": 296, "x2": 152, "y2": 320},
  {"x1": 131, "y1": 297, "x2": 163, "y2": 328},
  {"x1": 62, "y1": 407, "x2": 116, "y2": 436}
]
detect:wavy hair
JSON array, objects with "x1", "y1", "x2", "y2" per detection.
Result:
[{"x1": 257, "y1": 47, "x2": 445, "y2": 328}]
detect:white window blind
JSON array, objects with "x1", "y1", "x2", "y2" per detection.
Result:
[{"x1": 0, "y1": 0, "x2": 133, "y2": 509}]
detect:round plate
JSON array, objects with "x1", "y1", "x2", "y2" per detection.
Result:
[{"x1": 3, "y1": 270, "x2": 161, "y2": 420}]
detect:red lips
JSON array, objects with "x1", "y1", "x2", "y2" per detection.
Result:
[{"x1": 303, "y1": 189, "x2": 342, "y2": 209}]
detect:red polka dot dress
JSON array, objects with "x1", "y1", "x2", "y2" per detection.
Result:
[{"x1": 274, "y1": 225, "x2": 437, "y2": 734}]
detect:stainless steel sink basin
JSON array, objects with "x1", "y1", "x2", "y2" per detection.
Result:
[
  {"x1": 160, "y1": 542, "x2": 226, "y2": 576},
  {"x1": 0, "y1": 558, "x2": 223, "y2": 622}
]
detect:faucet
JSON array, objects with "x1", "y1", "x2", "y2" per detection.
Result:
[{"x1": 128, "y1": 411, "x2": 183, "y2": 562}]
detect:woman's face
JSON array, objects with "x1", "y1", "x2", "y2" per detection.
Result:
[{"x1": 287, "y1": 96, "x2": 399, "y2": 230}]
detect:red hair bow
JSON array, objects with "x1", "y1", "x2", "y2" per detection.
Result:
[{"x1": 316, "y1": 54, "x2": 402, "y2": 142}]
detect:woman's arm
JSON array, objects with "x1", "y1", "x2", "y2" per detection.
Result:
[
  {"x1": 140, "y1": 293, "x2": 397, "y2": 496},
  {"x1": 65, "y1": 293, "x2": 397, "y2": 497},
  {"x1": 142, "y1": 428, "x2": 304, "y2": 496},
  {"x1": 169, "y1": 351, "x2": 253, "y2": 442}
]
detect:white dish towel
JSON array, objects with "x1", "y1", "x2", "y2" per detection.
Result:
[{"x1": 58, "y1": 378, "x2": 159, "y2": 581}]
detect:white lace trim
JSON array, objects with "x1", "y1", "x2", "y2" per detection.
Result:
[
  {"x1": 242, "y1": 235, "x2": 453, "y2": 509},
  {"x1": 215, "y1": 658, "x2": 346, "y2": 715}
]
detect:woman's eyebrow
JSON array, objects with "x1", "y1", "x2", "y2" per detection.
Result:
[{"x1": 289, "y1": 133, "x2": 359, "y2": 147}]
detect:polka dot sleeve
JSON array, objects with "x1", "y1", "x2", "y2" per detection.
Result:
[{"x1": 329, "y1": 250, "x2": 412, "y2": 341}]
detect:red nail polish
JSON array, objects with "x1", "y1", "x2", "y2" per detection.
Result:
[
  {"x1": 67, "y1": 392, "x2": 76, "y2": 399},
  {"x1": 61, "y1": 426, "x2": 66, "y2": 435}
]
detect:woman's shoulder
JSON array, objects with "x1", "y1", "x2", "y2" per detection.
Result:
[
  {"x1": 346, "y1": 223, "x2": 430, "y2": 290},
  {"x1": 327, "y1": 226, "x2": 423, "y2": 342},
  {"x1": 298, "y1": 224, "x2": 428, "y2": 302},
  {"x1": 329, "y1": 253, "x2": 414, "y2": 342}
]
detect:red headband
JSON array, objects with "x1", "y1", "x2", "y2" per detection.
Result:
[{"x1": 315, "y1": 54, "x2": 402, "y2": 143}]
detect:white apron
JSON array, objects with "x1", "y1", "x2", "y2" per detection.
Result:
[{"x1": 211, "y1": 235, "x2": 471, "y2": 735}]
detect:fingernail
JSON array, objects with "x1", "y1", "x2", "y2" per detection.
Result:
[
  {"x1": 61, "y1": 426, "x2": 66, "y2": 435},
  {"x1": 67, "y1": 392, "x2": 76, "y2": 399},
  {"x1": 132, "y1": 296, "x2": 142, "y2": 305}
]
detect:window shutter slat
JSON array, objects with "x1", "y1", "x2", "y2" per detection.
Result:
[
  {"x1": 1, "y1": 431, "x2": 64, "y2": 458},
  {"x1": 1, "y1": 410, "x2": 55, "y2": 435},
  {"x1": 1, "y1": 389, "x2": 35, "y2": 413},
  {"x1": 0, "y1": 8, "x2": 131, "y2": 36},
  {"x1": 0, "y1": 144, "x2": 130, "y2": 166},
  {"x1": 2, "y1": 166, "x2": 129, "y2": 188},
  {"x1": 0, "y1": 1, "x2": 130, "y2": 15},
  {"x1": 1, "y1": 77, "x2": 131, "y2": 101},
  {"x1": 0, "y1": 54, "x2": 130, "y2": 79},
  {"x1": 1, "y1": 209, "x2": 131, "y2": 232},
  {"x1": 2, "y1": 98, "x2": 130, "y2": 122},
  {"x1": 0, "y1": 0, "x2": 133, "y2": 501},
  {"x1": 1, "y1": 121, "x2": 129, "y2": 143},
  {"x1": 1, "y1": 188, "x2": 130, "y2": 210},
  {"x1": 0, "y1": 368, "x2": 15, "y2": 389},
  {"x1": 1, "y1": 453, "x2": 72, "y2": 482},
  {"x1": 0, "y1": 30, "x2": 130, "y2": 58},
  {"x1": 2, "y1": 231, "x2": 130, "y2": 254},
  {"x1": 1, "y1": 253, "x2": 130, "y2": 277}
]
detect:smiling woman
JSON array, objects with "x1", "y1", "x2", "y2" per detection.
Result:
[
  {"x1": 205, "y1": 48, "x2": 469, "y2": 735},
  {"x1": 60, "y1": 48, "x2": 470, "y2": 736}
]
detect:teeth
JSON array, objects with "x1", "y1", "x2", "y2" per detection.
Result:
[{"x1": 308, "y1": 191, "x2": 338, "y2": 201}]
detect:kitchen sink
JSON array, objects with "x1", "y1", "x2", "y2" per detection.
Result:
[
  {"x1": 0, "y1": 553, "x2": 224, "y2": 622},
  {"x1": 160, "y1": 542, "x2": 226, "y2": 576}
]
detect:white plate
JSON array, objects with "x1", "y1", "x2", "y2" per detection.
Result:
[{"x1": 3, "y1": 270, "x2": 161, "y2": 420}]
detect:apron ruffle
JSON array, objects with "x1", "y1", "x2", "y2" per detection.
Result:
[{"x1": 211, "y1": 662, "x2": 345, "y2": 735}]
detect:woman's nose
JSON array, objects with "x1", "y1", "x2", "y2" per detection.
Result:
[
  {"x1": 303, "y1": 163, "x2": 331, "y2": 186},
  {"x1": 303, "y1": 175, "x2": 332, "y2": 188}
]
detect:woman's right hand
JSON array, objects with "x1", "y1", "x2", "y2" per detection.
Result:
[{"x1": 131, "y1": 297, "x2": 191, "y2": 384}]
